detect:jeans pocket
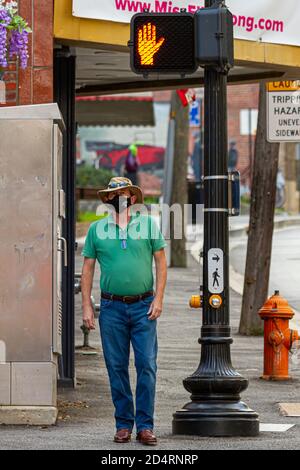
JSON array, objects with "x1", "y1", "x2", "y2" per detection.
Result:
[
  {"x1": 100, "y1": 297, "x2": 113, "y2": 308},
  {"x1": 141, "y1": 295, "x2": 154, "y2": 306}
]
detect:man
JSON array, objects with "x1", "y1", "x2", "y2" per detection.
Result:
[
  {"x1": 191, "y1": 132, "x2": 203, "y2": 181},
  {"x1": 228, "y1": 140, "x2": 239, "y2": 171},
  {"x1": 81, "y1": 177, "x2": 167, "y2": 446},
  {"x1": 124, "y1": 143, "x2": 140, "y2": 185}
]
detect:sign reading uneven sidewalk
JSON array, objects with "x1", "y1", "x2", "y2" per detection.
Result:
[{"x1": 267, "y1": 80, "x2": 300, "y2": 142}]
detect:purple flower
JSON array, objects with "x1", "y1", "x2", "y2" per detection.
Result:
[
  {"x1": 0, "y1": 7, "x2": 31, "y2": 70},
  {"x1": 0, "y1": 8, "x2": 11, "y2": 67},
  {"x1": 9, "y1": 29, "x2": 29, "y2": 69},
  {"x1": 0, "y1": 10, "x2": 11, "y2": 27},
  {"x1": 0, "y1": 24, "x2": 8, "y2": 67}
]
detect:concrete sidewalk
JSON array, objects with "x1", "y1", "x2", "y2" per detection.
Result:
[{"x1": 1, "y1": 253, "x2": 300, "y2": 450}]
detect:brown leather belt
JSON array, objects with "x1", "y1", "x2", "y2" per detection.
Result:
[{"x1": 101, "y1": 290, "x2": 154, "y2": 304}]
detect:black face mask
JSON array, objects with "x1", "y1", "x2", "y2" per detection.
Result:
[{"x1": 108, "y1": 195, "x2": 132, "y2": 214}]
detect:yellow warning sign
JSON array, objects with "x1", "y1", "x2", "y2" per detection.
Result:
[{"x1": 267, "y1": 80, "x2": 300, "y2": 92}]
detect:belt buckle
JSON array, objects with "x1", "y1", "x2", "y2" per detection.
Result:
[{"x1": 123, "y1": 295, "x2": 133, "y2": 303}]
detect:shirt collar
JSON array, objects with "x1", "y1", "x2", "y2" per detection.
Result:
[{"x1": 107, "y1": 212, "x2": 140, "y2": 226}]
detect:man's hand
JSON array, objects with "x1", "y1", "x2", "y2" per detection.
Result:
[
  {"x1": 83, "y1": 305, "x2": 96, "y2": 330},
  {"x1": 82, "y1": 257, "x2": 96, "y2": 330},
  {"x1": 147, "y1": 296, "x2": 163, "y2": 321},
  {"x1": 138, "y1": 23, "x2": 165, "y2": 66}
]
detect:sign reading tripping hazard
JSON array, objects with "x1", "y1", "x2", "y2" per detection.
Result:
[
  {"x1": 208, "y1": 248, "x2": 224, "y2": 294},
  {"x1": 267, "y1": 80, "x2": 300, "y2": 142}
]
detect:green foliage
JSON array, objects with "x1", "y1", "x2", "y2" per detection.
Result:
[
  {"x1": 248, "y1": 327, "x2": 264, "y2": 336},
  {"x1": 76, "y1": 165, "x2": 113, "y2": 188},
  {"x1": 7, "y1": 14, "x2": 32, "y2": 33},
  {"x1": 275, "y1": 207, "x2": 286, "y2": 214},
  {"x1": 77, "y1": 212, "x2": 107, "y2": 223},
  {"x1": 1, "y1": 4, "x2": 32, "y2": 33},
  {"x1": 144, "y1": 196, "x2": 160, "y2": 204},
  {"x1": 241, "y1": 193, "x2": 251, "y2": 205}
]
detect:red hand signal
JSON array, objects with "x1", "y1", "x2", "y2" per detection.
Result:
[{"x1": 138, "y1": 22, "x2": 165, "y2": 66}]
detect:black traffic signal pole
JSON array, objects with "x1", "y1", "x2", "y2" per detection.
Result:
[
  {"x1": 54, "y1": 47, "x2": 76, "y2": 388},
  {"x1": 172, "y1": 0, "x2": 259, "y2": 436}
]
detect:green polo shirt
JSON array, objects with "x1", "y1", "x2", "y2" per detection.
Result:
[{"x1": 81, "y1": 213, "x2": 167, "y2": 295}]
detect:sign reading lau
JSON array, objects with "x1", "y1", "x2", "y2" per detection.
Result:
[{"x1": 267, "y1": 80, "x2": 300, "y2": 142}]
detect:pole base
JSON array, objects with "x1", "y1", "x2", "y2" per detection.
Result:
[{"x1": 172, "y1": 401, "x2": 259, "y2": 437}]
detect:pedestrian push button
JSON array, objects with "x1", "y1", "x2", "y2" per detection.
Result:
[{"x1": 189, "y1": 295, "x2": 202, "y2": 309}]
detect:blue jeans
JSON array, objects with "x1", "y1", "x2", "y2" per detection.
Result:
[{"x1": 99, "y1": 293, "x2": 157, "y2": 432}]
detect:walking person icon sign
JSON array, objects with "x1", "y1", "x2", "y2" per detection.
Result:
[
  {"x1": 212, "y1": 268, "x2": 220, "y2": 287},
  {"x1": 208, "y1": 248, "x2": 224, "y2": 294}
]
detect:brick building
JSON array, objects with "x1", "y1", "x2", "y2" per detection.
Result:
[
  {"x1": 155, "y1": 85, "x2": 260, "y2": 188},
  {"x1": 0, "y1": 0, "x2": 53, "y2": 107},
  {"x1": 227, "y1": 83, "x2": 259, "y2": 187}
]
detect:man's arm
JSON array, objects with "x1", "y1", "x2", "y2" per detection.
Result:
[
  {"x1": 81, "y1": 257, "x2": 96, "y2": 330},
  {"x1": 148, "y1": 248, "x2": 167, "y2": 321}
]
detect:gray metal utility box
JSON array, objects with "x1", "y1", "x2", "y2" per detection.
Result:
[{"x1": 0, "y1": 104, "x2": 65, "y2": 425}]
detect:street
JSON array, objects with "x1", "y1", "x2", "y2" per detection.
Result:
[{"x1": 230, "y1": 226, "x2": 300, "y2": 313}]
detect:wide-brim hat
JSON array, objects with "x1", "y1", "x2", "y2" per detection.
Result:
[{"x1": 97, "y1": 177, "x2": 144, "y2": 204}]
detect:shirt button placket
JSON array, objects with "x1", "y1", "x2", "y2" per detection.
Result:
[{"x1": 120, "y1": 228, "x2": 127, "y2": 249}]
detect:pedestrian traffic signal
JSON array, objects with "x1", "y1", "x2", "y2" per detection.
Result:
[
  {"x1": 195, "y1": 6, "x2": 234, "y2": 71},
  {"x1": 129, "y1": 13, "x2": 197, "y2": 75}
]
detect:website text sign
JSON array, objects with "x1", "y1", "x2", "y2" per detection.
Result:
[{"x1": 73, "y1": 0, "x2": 300, "y2": 47}]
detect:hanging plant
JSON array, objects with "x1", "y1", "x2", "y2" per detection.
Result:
[{"x1": 0, "y1": 1, "x2": 31, "y2": 70}]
